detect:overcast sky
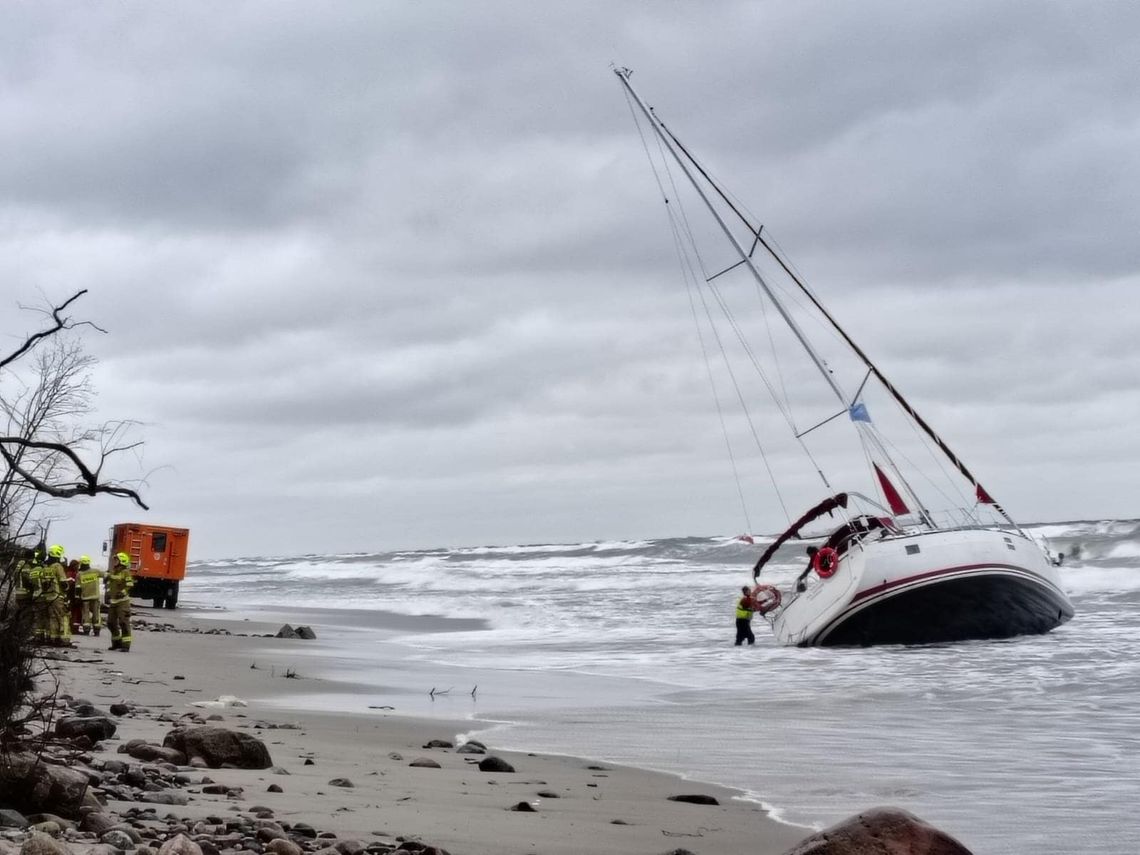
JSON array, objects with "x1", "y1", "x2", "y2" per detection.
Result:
[{"x1": 3, "y1": 2, "x2": 1138, "y2": 560}]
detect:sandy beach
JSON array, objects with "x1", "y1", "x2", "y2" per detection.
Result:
[{"x1": 40, "y1": 606, "x2": 807, "y2": 855}]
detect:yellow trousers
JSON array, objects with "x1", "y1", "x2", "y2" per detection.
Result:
[
  {"x1": 32, "y1": 600, "x2": 48, "y2": 641},
  {"x1": 80, "y1": 598, "x2": 102, "y2": 630},
  {"x1": 44, "y1": 597, "x2": 71, "y2": 643},
  {"x1": 108, "y1": 600, "x2": 132, "y2": 649}
]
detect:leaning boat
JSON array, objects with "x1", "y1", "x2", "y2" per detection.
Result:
[{"x1": 615, "y1": 68, "x2": 1074, "y2": 646}]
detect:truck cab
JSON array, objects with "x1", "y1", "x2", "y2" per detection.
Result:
[{"x1": 105, "y1": 523, "x2": 189, "y2": 609}]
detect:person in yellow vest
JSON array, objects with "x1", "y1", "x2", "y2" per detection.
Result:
[
  {"x1": 66, "y1": 559, "x2": 83, "y2": 635},
  {"x1": 106, "y1": 552, "x2": 134, "y2": 652},
  {"x1": 26, "y1": 550, "x2": 46, "y2": 643},
  {"x1": 41, "y1": 544, "x2": 73, "y2": 647},
  {"x1": 13, "y1": 548, "x2": 33, "y2": 611},
  {"x1": 76, "y1": 556, "x2": 105, "y2": 636},
  {"x1": 734, "y1": 585, "x2": 756, "y2": 646},
  {"x1": 12, "y1": 549, "x2": 36, "y2": 636}
]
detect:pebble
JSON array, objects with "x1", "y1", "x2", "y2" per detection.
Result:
[{"x1": 1, "y1": 719, "x2": 456, "y2": 855}]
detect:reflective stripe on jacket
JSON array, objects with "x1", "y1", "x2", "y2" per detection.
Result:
[
  {"x1": 79, "y1": 570, "x2": 103, "y2": 600},
  {"x1": 107, "y1": 569, "x2": 134, "y2": 604},
  {"x1": 40, "y1": 561, "x2": 66, "y2": 600},
  {"x1": 26, "y1": 566, "x2": 42, "y2": 598}
]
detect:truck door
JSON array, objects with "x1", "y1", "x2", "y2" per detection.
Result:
[
  {"x1": 169, "y1": 530, "x2": 188, "y2": 580},
  {"x1": 150, "y1": 530, "x2": 171, "y2": 578}
]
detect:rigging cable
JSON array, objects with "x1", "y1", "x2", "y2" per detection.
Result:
[
  {"x1": 623, "y1": 88, "x2": 766, "y2": 530},
  {"x1": 650, "y1": 127, "x2": 795, "y2": 526},
  {"x1": 655, "y1": 120, "x2": 1013, "y2": 526},
  {"x1": 643, "y1": 115, "x2": 836, "y2": 493},
  {"x1": 649, "y1": 128, "x2": 836, "y2": 503}
]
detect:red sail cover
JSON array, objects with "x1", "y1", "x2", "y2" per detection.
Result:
[
  {"x1": 751, "y1": 493, "x2": 849, "y2": 578},
  {"x1": 874, "y1": 464, "x2": 910, "y2": 516}
]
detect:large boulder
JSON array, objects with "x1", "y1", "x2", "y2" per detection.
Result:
[
  {"x1": 0, "y1": 809, "x2": 28, "y2": 829},
  {"x1": 781, "y1": 807, "x2": 974, "y2": 855},
  {"x1": 55, "y1": 716, "x2": 117, "y2": 742},
  {"x1": 162, "y1": 726, "x2": 272, "y2": 769},
  {"x1": 121, "y1": 740, "x2": 187, "y2": 766},
  {"x1": 477, "y1": 756, "x2": 514, "y2": 773},
  {"x1": 18, "y1": 835, "x2": 70, "y2": 855},
  {"x1": 80, "y1": 813, "x2": 117, "y2": 836},
  {"x1": 0, "y1": 754, "x2": 91, "y2": 819}
]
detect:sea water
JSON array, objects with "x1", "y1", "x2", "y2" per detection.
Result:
[{"x1": 185, "y1": 521, "x2": 1140, "y2": 854}]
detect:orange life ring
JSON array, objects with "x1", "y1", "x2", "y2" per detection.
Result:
[
  {"x1": 813, "y1": 546, "x2": 839, "y2": 579},
  {"x1": 750, "y1": 583, "x2": 782, "y2": 615}
]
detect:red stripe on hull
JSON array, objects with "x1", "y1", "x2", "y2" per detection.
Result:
[{"x1": 851, "y1": 562, "x2": 1064, "y2": 604}]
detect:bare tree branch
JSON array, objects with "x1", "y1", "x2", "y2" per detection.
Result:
[
  {"x1": 0, "y1": 437, "x2": 148, "y2": 509},
  {"x1": 0, "y1": 290, "x2": 90, "y2": 372}
]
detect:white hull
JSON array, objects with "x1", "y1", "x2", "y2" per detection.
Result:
[{"x1": 769, "y1": 527, "x2": 1074, "y2": 647}]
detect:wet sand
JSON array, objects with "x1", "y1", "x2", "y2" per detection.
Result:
[{"x1": 47, "y1": 604, "x2": 807, "y2": 855}]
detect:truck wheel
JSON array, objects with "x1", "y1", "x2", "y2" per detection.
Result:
[
  {"x1": 153, "y1": 596, "x2": 165, "y2": 609},
  {"x1": 165, "y1": 583, "x2": 179, "y2": 609}
]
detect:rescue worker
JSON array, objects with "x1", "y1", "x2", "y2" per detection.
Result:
[
  {"x1": 27, "y1": 550, "x2": 46, "y2": 643},
  {"x1": 41, "y1": 544, "x2": 73, "y2": 647},
  {"x1": 66, "y1": 558, "x2": 83, "y2": 636},
  {"x1": 106, "y1": 552, "x2": 134, "y2": 652},
  {"x1": 734, "y1": 585, "x2": 756, "y2": 646},
  {"x1": 77, "y1": 556, "x2": 104, "y2": 636},
  {"x1": 795, "y1": 545, "x2": 819, "y2": 593},
  {"x1": 13, "y1": 548, "x2": 34, "y2": 614}
]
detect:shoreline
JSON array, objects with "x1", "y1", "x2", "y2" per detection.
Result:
[
  {"x1": 45, "y1": 603, "x2": 808, "y2": 855},
  {"x1": 173, "y1": 601, "x2": 815, "y2": 830}
]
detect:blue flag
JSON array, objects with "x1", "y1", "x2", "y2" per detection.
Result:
[{"x1": 849, "y1": 402, "x2": 872, "y2": 423}]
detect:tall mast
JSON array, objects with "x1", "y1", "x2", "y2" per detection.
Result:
[
  {"x1": 653, "y1": 119, "x2": 1016, "y2": 529},
  {"x1": 616, "y1": 69, "x2": 845, "y2": 406},
  {"x1": 615, "y1": 67, "x2": 931, "y2": 521}
]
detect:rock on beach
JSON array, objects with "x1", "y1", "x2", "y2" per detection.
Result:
[
  {"x1": 781, "y1": 807, "x2": 974, "y2": 854},
  {"x1": 161, "y1": 726, "x2": 272, "y2": 769},
  {"x1": 0, "y1": 754, "x2": 94, "y2": 819}
]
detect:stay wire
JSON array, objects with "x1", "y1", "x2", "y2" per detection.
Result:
[
  {"x1": 644, "y1": 133, "x2": 839, "y2": 488},
  {"x1": 684, "y1": 255, "x2": 755, "y2": 536},
  {"x1": 650, "y1": 129, "x2": 802, "y2": 436},
  {"x1": 656, "y1": 184, "x2": 820, "y2": 515},
  {"x1": 658, "y1": 165, "x2": 793, "y2": 527},
  {"x1": 681, "y1": 228, "x2": 793, "y2": 527},
  {"x1": 624, "y1": 90, "x2": 761, "y2": 531},
  {"x1": 648, "y1": 124, "x2": 797, "y2": 527},
  {"x1": 656, "y1": 114, "x2": 992, "y2": 524}
]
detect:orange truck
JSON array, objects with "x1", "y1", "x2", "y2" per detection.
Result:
[{"x1": 104, "y1": 523, "x2": 190, "y2": 609}]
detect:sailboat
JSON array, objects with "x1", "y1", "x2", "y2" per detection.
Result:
[{"x1": 615, "y1": 68, "x2": 1075, "y2": 646}]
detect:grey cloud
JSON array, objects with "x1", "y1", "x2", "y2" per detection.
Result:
[{"x1": 2, "y1": 1, "x2": 1136, "y2": 557}]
